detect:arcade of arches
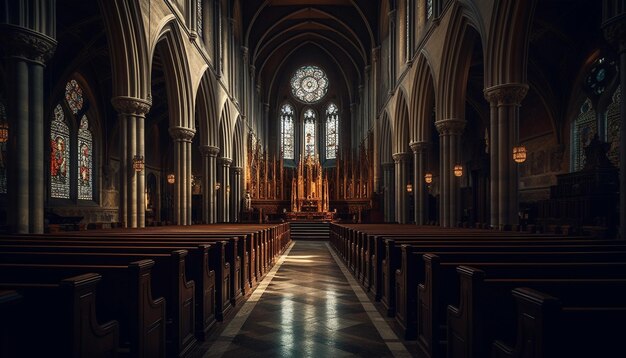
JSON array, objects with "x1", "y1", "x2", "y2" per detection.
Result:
[{"x1": 1, "y1": 0, "x2": 624, "y2": 237}]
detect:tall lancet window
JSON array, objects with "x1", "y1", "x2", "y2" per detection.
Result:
[
  {"x1": 304, "y1": 108, "x2": 316, "y2": 158},
  {"x1": 280, "y1": 104, "x2": 295, "y2": 159},
  {"x1": 77, "y1": 115, "x2": 93, "y2": 200},
  {"x1": 50, "y1": 104, "x2": 70, "y2": 199},
  {"x1": 325, "y1": 103, "x2": 339, "y2": 159}
]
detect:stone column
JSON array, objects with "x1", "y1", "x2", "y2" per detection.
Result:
[
  {"x1": 232, "y1": 166, "x2": 243, "y2": 222},
  {"x1": 2, "y1": 27, "x2": 56, "y2": 234},
  {"x1": 219, "y1": 157, "x2": 232, "y2": 222},
  {"x1": 603, "y1": 8, "x2": 626, "y2": 238},
  {"x1": 200, "y1": 145, "x2": 220, "y2": 223},
  {"x1": 169, "y1": 126, "x2": 196, "y2": 226},
  {"x1": 393, "y1": 152, "x2": 409, "y2": 223},
  {"x1": 382, "y1": 162, "x2": 395, "y2": 222},
  {"x1": 112, "y1": 97, "x2": 151, "y2": 228},
  {"x1": 435, "y1": 119, "x2": 466, "y2": 227},
  {"x1": 411, "y1": 141, "x2": 429, "y2": 225},
  {"x1": 484, "y1": 84, "x2": 528, "y2": 230}
]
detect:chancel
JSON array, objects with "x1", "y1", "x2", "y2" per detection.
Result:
[{"x1": 1, "y1": 0, "x2": 626, "y2": 357}]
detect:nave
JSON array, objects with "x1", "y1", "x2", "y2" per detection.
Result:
[{"x1": 201, "y1": 240, "x2": 410, "y2": 358}]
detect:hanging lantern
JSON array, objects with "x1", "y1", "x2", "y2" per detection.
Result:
[
  {"x1": 513, "y1": 145, "x2": 527, "y2": 163},
  {"x1": 453, "y1": 164, "x2": 463, "y2": 177},
  {"x1": 133, "y1": 155, "x2": 144, "y2": 172},
  {"x1": 406, "y1": 183, "x2": 413, "y2": 193},
  {"x1": 167, "y1": 173, "x2": 175, "y2": 184},
  {"x1": 0, "y1": 122, "x2": 8, "y2": 143},
  {"x1": 424, "y1": 172, "x2": 433, "y2": 184}
]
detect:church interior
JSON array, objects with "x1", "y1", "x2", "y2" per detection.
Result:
[{"x1": 1, "y1": 0, "x2": 626, "y2": 357}]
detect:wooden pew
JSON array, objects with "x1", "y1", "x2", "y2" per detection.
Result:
[
  {"x1": 0, "y1": 250, "x2": 195, "y2": 357},
  {"x1": 491, "y1": 287, "x2": 626, "y2": 358},
  {"x1": 0, "y1": 260, "x2": 165, "y2": 357},
  {"x1": 446, "y1": 265, "x2": 626, "y2": 358},
  {"x1": 0, "y1": 290, "x2": 22, "y2": 358}
]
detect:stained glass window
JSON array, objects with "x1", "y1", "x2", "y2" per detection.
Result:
[
  {"x1": 585, "y1": 57, "x2": 616, "y2": 97},
  {"x1": 0, "y1": 98, "x2": 7, "y2": 194},
  {"x1": 326, "y1": 103, "x2": 339, "y2": 159},
  {"x1": 77, "y1": 115, "x2": 93, "y2": 200},
  {"x1": 65, "y1": 79, "x2": 84, "y2": 115},
  {"x1": 291, "y1": 65, "x2": 329, "y2": 103},
  {"x1": 197, "y1": 0, "x2": 203, "y2": 38},
  {"x1": 304, "y1": 108, "x2": 316, "y2": 157},
  {"x1": 427, "y1": 0, "x2": 433, "y2": 19},
  {"x1": 280, "y1": 104, "x2": 295, "y2": 159},
  {"x1": 51, "y1": 104, "x2": 70, "y2": 198},
  {"x1": 572, "y1": 99, "x2": 597, "y2": 172}
]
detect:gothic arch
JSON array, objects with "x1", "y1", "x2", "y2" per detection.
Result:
[
  {"x1": 151, "y1": 19, "x2": 195, "y2": 130},
  {"x1": 218, "y1": 101, "x2": 233, "y2": 159},
  {"x1": 195, "y1": 68, "x2": 220, "y2": 147},
  {"x1": 98, "y1": 0, "x2": 150, "y2": 99},
  {"x1": 379, "y1": 111, "x2": 393, "y2": 164},
  {"x1": 410, "y1": 52, "x2": 436, "y2": 143},
  {"x1": 392, "y1": 87, "x2": 410, "y2": 154},
  {"x1": 437, "y1": 3, "x2": 485, "y2": 120}
]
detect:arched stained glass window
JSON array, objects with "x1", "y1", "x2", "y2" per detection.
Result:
[
  {"x1": 65, "y1": 79, "x2": 84, "y2": 115},
  {"x1": 77, "y1": 115, "x2": 93, "y2": 200},
  {"x1": 51, "y1": 104, "x2": 70, "y2": 198},
  {"x1": 572, "y1": 99, "x2": 597, "y2": 172},
  {"x1": 326, "y1": 103, "x2": 339, "y2": 159},
  {"x1": 304, "y1": 108, "x2": 316, "y2": 158},
  {"x1": 280, "y1": 104, "x2": 295, "y2": 159},
  {"x1": 0, "y1": 98, "x2": 7, "y2": 194},
  {"x1": 291, "y1": 65, "x2": 329, "y2": 103}
]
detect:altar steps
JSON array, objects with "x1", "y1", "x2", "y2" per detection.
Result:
[{"x1": 289, "y1": 221, "x2": 330, "y2": 240}]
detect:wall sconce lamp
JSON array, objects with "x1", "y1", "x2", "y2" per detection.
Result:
[
  {"x1": 215, "y1": 182, "x2": 221, "y2": 190},
  {"x1": 406, "y1": 182, "x2": 413, "y2": 193},
  {"x1": 453, "y1": 164, "x2": 463, "y2": 177},
  {"x1": 167, "y1": 173, "x2": 175, "y2": 184},
  {"x1": 424, "y1": 172, "x2": 433, "y2": 184},
  {"x1": 513, "y1": 145, "x2": 527, "y2": 163},
  {"x1": 133, "y1": 155, "x2": 144, "y2": 172}
]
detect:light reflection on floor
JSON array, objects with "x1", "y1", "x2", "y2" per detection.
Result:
[{"x1": 218, "y1": 240, "x2": 396, "y2": 357}]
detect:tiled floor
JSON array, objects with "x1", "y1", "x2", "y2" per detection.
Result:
[{"x1": 202, "y1": 240, "x2": 410, "y2": 357}]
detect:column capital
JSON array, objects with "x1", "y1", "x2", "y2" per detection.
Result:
[
  {"x1": 200, "y1": 145, "x2": 220, "y2": 157},
  {"x1": 435, "y1": 119, "x2": 466, "y2": 135},
  {"x1": 483, "y1": 83, "x2": 528, "y2": 106},
  {"x1": 111, "y1": 96, "x2": 152, "y2": 116},
  {"x1": 0, "y1": 26, "x2": 57, "y2": 64},
  {"x1": 392, "y1": 152, "x2": 410, "y2": 163},
  {"x1": 168, "y1": 126, "x2": 196, "y2": 142},
  {"x1": 219, "y1": 157, "x2": 233, "y2": 166},
  {"x1": 410, "y1": 141, "x2": 430, "y2": 153},
  {"x1": 603, "y1": 15, "x2": 626, "y2": 53},
  {"x1": 232, "y1": 166, "x2": 243, "y2": 174}
]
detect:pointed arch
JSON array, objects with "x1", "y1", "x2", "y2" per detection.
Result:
[
  {"x1": 393, "y1": 87, "x2": 410, "y2": 153},
  {"x1": 195, "y1": 68, "x2": 220, "y2": 147},
  {"x1": 152, "y1": 20, "x2": 195, "y2": 130},
  {"x1": 437, "y1": 3, "x2": 485, "y2": 120},
  {"x1": 218, "y1": 102, "x2": 233, "y2": 159},
  {"x1": 410, "y1": 52, "x2": 437, "y2": 143},
  {"x1": 232, "y1": 116, "x2": 245, "y2": 168},
  {"x1": 379, "y1": 111, "x2": 393, "y2": 164}
]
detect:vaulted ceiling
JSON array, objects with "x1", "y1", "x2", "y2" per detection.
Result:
[{"x1": 241, "y1": 0, "x2": 379, "y2": 105}]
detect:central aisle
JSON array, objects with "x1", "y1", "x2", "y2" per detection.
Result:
[{"x1": 204, "y1": 240, "x2": 410, "y2": 357}]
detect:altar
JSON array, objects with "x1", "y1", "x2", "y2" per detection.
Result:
[{"x1": 288, "y1": 155, "x2": 334, "y2": 221}]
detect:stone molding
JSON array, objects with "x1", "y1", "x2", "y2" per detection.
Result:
[
  {"x1": 168, "y1": 126, "x2": 196, "y2": 142},
  {"x1": 232, "y1": 166, "x2": 243, "y2": 174},
  {"x1": 392, "y1": 152, "x2": 410, "y2": 162},
  {"x1": 410, "y1": 141, "x2": 430, "y2": 153},
  {"x1": 483, "y1": 83, "x2": 529, "y2": 106},
  {"x1": 200, "y1": 145, "x2": 220, "y2": 157},
  {"x1": 435, "y1": 118, "x2": 466, "y2": 135},
  {"x1": 1, "y1": 25, "x2": 57, "y2": 63},
  {"x1": 111, "y1": 96, "x2": 152, "y2": 116}
]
